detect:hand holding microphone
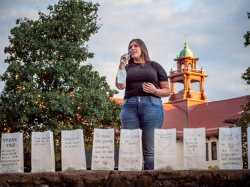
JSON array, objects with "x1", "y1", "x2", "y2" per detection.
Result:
[
  {"x1": 117, "y1": 51, "x2": 131, "y2": 85},
  {"x1": 120, "y1": 51, "x2": 132, "y2": 65}
]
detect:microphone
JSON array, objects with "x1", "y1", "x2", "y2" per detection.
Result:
[{"x1": 121, "y1": 51, "x2": 132, "y2": 63}]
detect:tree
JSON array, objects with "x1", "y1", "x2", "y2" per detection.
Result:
[
  {"x1": 236, "y1": 12, "x2": 250, "y2": 169},
  {"x1": 242, "y1": 12, "x2": 250, "y2": 124},
  {"x1": 243, "y1": 12, "x2": 250, "y2": 47},
  {"x1": 241, "y1": 12, "x2": 250, "y2": 139},
  {"x1": 0, "y1": 0, "x2": 121, "y2": 171}
]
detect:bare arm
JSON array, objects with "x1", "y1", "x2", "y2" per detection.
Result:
[{"x1": 115, "y1": 76, "x2": 126, "y2": 90}]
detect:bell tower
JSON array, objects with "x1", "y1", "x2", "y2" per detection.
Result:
[{"x1": 168, "y1": 42, "x2": 208, "y2": 103}]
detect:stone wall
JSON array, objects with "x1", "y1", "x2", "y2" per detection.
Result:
[{"x1": 0, "y1": 170, "x2": 250, "y2": 187}]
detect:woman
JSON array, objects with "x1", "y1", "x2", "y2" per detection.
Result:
[{"x1": 116, "y1": 38, "x2": 170, "y2": 170}]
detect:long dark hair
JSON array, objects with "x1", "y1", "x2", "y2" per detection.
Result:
[{"x1": 127, "y1": 39, "x2": 153, "y2": 64}]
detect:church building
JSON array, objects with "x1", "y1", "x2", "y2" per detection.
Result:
[{"x1": 162, "y1": 42, "x2": 249, "y2": 169}]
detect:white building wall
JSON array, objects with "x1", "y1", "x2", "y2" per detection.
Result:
[{"x1": 206, "y1": 136, "x2": 219, "y2": 169}]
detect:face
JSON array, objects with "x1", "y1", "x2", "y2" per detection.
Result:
[{"x1": 129, "y1": 41, "x2": 142, "y2": 61}]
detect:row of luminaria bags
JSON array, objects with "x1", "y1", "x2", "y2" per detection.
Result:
[{"x1": 0, "y1": 127, "x2": 248, "y2": 172}]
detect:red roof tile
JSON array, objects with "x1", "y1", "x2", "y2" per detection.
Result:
[{"x1": 163, "y1": 95, "x2": 249, "y2": 137}]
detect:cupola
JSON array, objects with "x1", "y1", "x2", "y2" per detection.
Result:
[{"x1": 168, "y1": 42, "x2": 208, "y2": 103}]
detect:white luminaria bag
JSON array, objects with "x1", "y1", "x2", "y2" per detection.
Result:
[
  {"x1": 183, "y1": 128, "x2": 206, "y2": 170},
  {"x1": 61, "y1": 129, "x2": 86, "y2": 171},
  {"x1": 118, "y1": 129, "x2": 143, "y2": 171},
  {"x1": 0, "y1": 132, "x2": 24, "y2": 173},
  {"x1": 219, "y1": 127, "x2": 243, "y2": 169},
  {"x1": 91, "y1": 128, "x2": 115, "y2": 170},
  {"x1": 31, "y1": 131, "x2": 55, "y2": 172},
  {"x1": 154, "y1": 128, "x2": 177, "y2": 170}
]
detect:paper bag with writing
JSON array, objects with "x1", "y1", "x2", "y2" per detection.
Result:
[
  {"x1": 154, "y1": 128, "x2": 177, "y2": 170},
  {"x1": 61, "y1": 129, "x2": 86, "y2": 171},
  {"x1": 118, "y1": 129, "x2": 143, "y2": 171},
  {"x1": 183, "y1": 128, "x2": 206, "y2": 169},
  {"x1": 31, "y1": 131, "x2": 55, "y2": 172},
  {"x1": 219, "y1": 127, "x2": 242, "y2": 169},
  {"x1": 0, "y1": 132, "x2": 24, "y2": 173},
  {"x1": 91, "y1": 128, "x2": 115, "y2": 170}
]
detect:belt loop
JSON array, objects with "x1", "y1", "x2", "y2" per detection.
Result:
[{"x1": 138, "y1": 96, "x2": 141, "y2": 102}]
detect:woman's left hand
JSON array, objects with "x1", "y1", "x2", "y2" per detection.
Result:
[{"x1": 142, "y1": 82, "x2": 157, "y2": 95}]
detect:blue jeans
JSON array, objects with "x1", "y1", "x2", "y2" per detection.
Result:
[{"x1": 120, "y1": 96, "x2": 164, "y2": 170}]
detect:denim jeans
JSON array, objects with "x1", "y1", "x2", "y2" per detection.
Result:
[{"x1": 120, "y1": 96, "x2": 164, "y2": 170}]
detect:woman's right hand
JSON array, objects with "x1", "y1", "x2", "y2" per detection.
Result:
[{"x1": 119, "y1": 53, "x2": 130, "y2": 69}]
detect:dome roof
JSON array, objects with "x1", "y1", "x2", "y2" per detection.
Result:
[{"x1": 179, "y1": 42, "x2": 194, "y2": 58}]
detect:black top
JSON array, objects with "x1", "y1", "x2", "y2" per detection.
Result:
[{"x1": 124, "y1": 62, "x2": 168, "y2": 99}]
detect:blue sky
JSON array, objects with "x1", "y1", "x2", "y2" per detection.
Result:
[{"x1": 0, "y1": 0, "x2": 249, "y2": 102}]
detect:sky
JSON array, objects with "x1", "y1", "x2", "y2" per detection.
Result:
[{"x1": 0, "y1": 0, "x2": 249, "y2": 103}]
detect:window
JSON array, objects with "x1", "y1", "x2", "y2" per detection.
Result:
[
  {"x1": 206, "y1": 143, "x2": 209, "y2": 161},
  {"x1": 211, "y1": 142, "x2": 217, "y2": 160}
]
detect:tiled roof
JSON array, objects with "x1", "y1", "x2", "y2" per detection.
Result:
[{"x1": 162, "y1": 95, "x2": 249, "y2": 137}]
